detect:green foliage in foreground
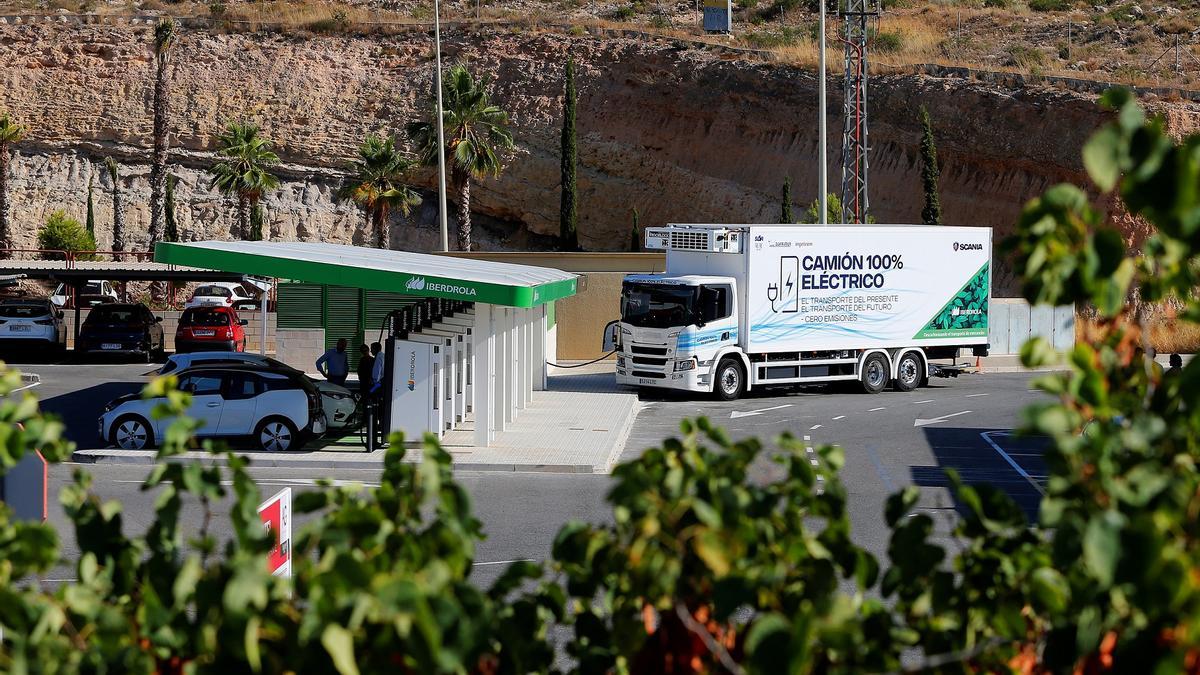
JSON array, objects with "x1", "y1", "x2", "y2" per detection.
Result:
[{"x1": 2, "y1": 88, "x2": 1200, "y2": 673}]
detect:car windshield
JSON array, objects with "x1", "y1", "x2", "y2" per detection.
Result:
[
  {"x1": 621, "y1": 282, "x2": 697, "y2": 329},
  {"x1": 0, "y1": 304, "x2": 50, "y2": 318},
  {"x1": 194, "y1": 286, "x2": 231, "y2": 298},
  {"x1": 86, "y1": 306, "x2": 141, "y2": 324},
  {"x1": 182, "y1": 309, "x2": 231, "y2": 326}
]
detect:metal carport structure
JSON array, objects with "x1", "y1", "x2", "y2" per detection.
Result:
[{"x1": 155, "y1": 241, "x2": 578, "y2": 447}]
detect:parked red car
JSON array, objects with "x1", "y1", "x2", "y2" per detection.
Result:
[{"x1": 175, "y1": 306, "x2": 247, "y2": 354}]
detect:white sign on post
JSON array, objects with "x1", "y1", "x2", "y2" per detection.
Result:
[{"x1": 257, "y1": 487, "x2": 292, "y2": 578}]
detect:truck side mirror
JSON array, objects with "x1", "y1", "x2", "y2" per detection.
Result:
[{"x1": 602, "y1": 320, "x2": 619, "y2": 353}]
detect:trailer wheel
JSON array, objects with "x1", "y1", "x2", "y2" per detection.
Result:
[
  {"x1": 714, "y1": 358, "x2": 746, "y2": 401},
  {"x1": 860, "y1": 353, "x2": 889, "y2": 394},
  {"x1": 894, "y1": 351, "x2": 923, "y2": 392}
]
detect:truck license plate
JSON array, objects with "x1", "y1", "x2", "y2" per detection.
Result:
[
  {"x1": 8, "y1": 325, "x2": 29, "y2": 332},
  {"x1": 638, "y1": 378, "x2": 656, "y2": 385},
  {"x1": 101, "y1": 343, "x2": 121, "y2": 350}
]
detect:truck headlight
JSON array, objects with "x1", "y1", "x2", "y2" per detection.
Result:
[
  {"x1": 621, "y1": 327, "x2": 632, "y2": 336},
  {"x1": 674, "y1": 359, "x2": 696, "y2": 372},
  {"x1": 667, "y1": 331, "x2": 681, "y2": 339},
  {"x1": 617, "y1": 356, "x2": 626, "y2": 368}
]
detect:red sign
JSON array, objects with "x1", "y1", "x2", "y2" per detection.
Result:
[{"x1": 257, "y1": 488, "x2": 292, "y2": 577}]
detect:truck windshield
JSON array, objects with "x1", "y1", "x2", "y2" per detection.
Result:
[{"x1": 621, "y1": 283, "x2": 696, "y2": 329}]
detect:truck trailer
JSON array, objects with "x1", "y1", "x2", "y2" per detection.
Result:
[{"x1": 605, "y1": 224, "x2": 991, "y2": 400}]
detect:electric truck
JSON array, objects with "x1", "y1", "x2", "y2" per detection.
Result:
[{"x1": 605, "y1": 224, "x2": 991, "y2": 400}]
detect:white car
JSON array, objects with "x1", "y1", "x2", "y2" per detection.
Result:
[
  {"x1": 50, "y1": 280, "x2": 118, "y2": 308},
  {"x1": 0, "y1": 299, "x2": 67, "y2": 354},
  {"x1": 186, "y1": 281, "x2": 270, "y2": 311},
  {"x1": 157, "y1": 352, "x2": 358, "y2": 429},
  {"x1": 101, "y1": 364, "x2": 327, "y2": 452}
]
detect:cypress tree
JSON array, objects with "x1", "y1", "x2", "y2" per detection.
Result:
[
  {"x1": 919, "y1": 107, "x2": 942, "y2": 225},
  {"x1": 781, "y1": 175, "x2": 794, "y2": 223},
  {"x1": 559, "y1": 55, "x2": 579, "y2": 251},
  {"x1": 85, "y1": 176, "x2": 96, "y2": 237},
  {"x1": 630, "y1": 207, "x2": 641, "y2": 252},
  {"x1": 164, "y1": 173, "x2": 178, "y2": 243}
]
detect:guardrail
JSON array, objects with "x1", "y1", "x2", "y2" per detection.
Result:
[{"x1": 0, "y1": 249, "x2": 154, "y2": 266}]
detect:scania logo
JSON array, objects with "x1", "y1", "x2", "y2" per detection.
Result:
[
  {"x1": 406, "y1": 277, "x2": 426, "y2": 291},
  {"x1": 953, "y1": 242, "x2": 983, "y2": 251}
]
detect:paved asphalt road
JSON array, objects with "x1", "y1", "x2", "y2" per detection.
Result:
[{"x1": 10, "y1": 359, "x2": 1049, "y2": 587}]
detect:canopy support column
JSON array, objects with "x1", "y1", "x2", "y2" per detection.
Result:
[
  {"x1": 533, "y1": 304, "x2": 546, "y2": 392},
  {"x1": 499, "y1": 308, "x2": 513, "y2": 429},
  {"x1": 517, "y1": 308, "x2": 530, "y2": 410},
  {"x1": 473, "y1": 304, "x2": 494, "y2": 447}
]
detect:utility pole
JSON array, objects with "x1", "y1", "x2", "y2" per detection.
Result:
[
  {"x1": 839, "y1": 0, "x2": 880, "y2": 224},
  {"x1": 818, "y1": 0, "x2": 827, "y2": 225},
  {"x1": 434, "y1": 0, "x2": 450, "y2": 252}
]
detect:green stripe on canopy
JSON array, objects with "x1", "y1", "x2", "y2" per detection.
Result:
[{"x1": 155, "y1": 241, "x2": 577, "y2": 307}]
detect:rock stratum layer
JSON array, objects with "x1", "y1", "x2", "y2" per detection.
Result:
[{"x1": 2, "y1": 22, "x2": 1196, "y2": 292}]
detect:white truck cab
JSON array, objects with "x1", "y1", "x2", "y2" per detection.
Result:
[{"x1": 607, "y1": 224, "x2": 992, "y2": 400}]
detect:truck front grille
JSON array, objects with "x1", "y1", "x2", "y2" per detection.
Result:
[
  {"x1": 631, "y1": 371, "x2": 666, "y2": 379},
  {"x1": 631, "y1": 345, "x2": 669, "y2": 356},
  {"x1": 632, "y1": 357, "x2": 668, "y2": 367}
]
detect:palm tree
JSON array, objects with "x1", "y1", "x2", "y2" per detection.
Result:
[
  {"x1": 0, "y1": 111, "x2": 28, "y2": 258},
  {"x1": 407, "y1": 64, "x2": 513, "y2": 252},
  {"x1": 104, "y1": 157, "x2": 126, "y2": 252},
  {"x1": 148, "y1": 18, "x2": 177, "y2": 246},
  {"x1": 208, "y1": 122, "x2": 280, "y2": 240},
  {"x1": 339, "y1": 135, "x2": 421, "y2": 249}
]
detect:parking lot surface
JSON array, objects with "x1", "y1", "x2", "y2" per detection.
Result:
[{"x1": 18, "y1": 361, "x2": 1052, "y2": 584}]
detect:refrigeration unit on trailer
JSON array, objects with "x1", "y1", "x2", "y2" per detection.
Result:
[{"x1": 605, "y1": 224, "x2": 991, "y2": 400}]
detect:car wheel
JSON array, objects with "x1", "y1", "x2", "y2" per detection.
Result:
[
  {"x1": 714, "y1": 357, "x2": 746, "y2": 401},
  {"x1": 894, "y1": 351, "x2": 923, "y2": 392},
  {"x1": 860, "y1": 352, "x2": 890, "y2": 394},
  {"x1": 110, "y1": 415, "x2": 154, "y2": 450},
  {"x1": 255, "y1": 417, "x2": 298, "y2": 452}
]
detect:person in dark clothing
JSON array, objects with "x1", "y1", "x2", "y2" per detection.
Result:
[
  {"x1": 1168, "y1": 353, "x2": 1184, "y2": 377},
  {"x1": 356, "y1": 343, "x2": 375, "y2": 399}
]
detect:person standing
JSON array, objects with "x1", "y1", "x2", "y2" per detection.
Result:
[
  {"x1": 316, "y1": 338, "x2": 349, "y2": 385},
  {"x1": 356, "y1": 343, "x2": 374, "y2": 399},
  {"x1": 370, "y1": 342, "x2": 385, "y2": 393}
]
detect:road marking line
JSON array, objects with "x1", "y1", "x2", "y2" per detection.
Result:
[
  {"x1": 869, "y1": 407, "x2": 886, "y2": 412},
  {"x1": 832, "y1": 415, "x2": 846, "y2": 420},
  {"x1": 473, "y1": 559, "x2": 535, "y2": 567},
  {"x1": 803, "y1": 435, "x2": 810, "y2": 441},
  {"x1": 730, "y1": 404, "x2": 793, "y2": 419},
  {"x1": 809, "y1": 424, "x2": 822, "y2": 430},
  {"x1": 913, "y1": 410, "x2": 972, "y2": 427},
  {"x1": 11, "y1": 382, "x2": 40, "y2": 393},
  {"x1": 914, "y1": 399, "x2": 934, "y2": 404},
  {"x1": 810, "y1": 459, "x2": 819, "y2": 466},
  {"x1": 966, "y1": 393, "x2": 989, "y2": 398},
  {"x1": 980, "y1": 430, "x2": 1046, "y2": 496}
]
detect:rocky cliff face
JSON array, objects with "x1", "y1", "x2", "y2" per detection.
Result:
[{"x1": 2, "y1": 21, "x2": 1195, "y2": 292}]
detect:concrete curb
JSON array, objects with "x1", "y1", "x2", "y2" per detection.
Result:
[{"x1": 69, "y1": 448, "x2": 598, "y2": 474}]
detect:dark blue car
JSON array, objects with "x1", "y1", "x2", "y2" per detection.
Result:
[{"x1": 77, "y1": 303, "x2": 166, "y2": 361}]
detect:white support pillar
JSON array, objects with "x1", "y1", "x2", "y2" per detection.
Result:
[
  {"x1": 500, "y1": 308, "x2": 514, "y2": 428},
  {"x1": 524, "y1": 309, "x2": 535, "y2": 403},
  {"x1": 473, "y1": 304, "x2": 494, "y2": 448},
  {"x1": 509, "y1": 308, "x2": 520, "y2": 420},
  {"x1": 517, "y1": 308, "x2": 530, "y2": 410},
  {"x1": 533, "y1": 304, "x2": 547, "y2": 391}
]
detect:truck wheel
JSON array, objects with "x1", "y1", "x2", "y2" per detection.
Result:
[
  {"x1": 714, "y1": 358, "x2": 746, "y2": 401},
  {"x1": 860, "y1": 353, "x2": 889, "y2": 394},
  {"x1": 894, "y1": 351, "x2": 923, "y2": 392}
]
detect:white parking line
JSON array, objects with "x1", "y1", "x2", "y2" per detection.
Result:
[
  {"x1": 966, "y1": 393, "x2": 989, "y2": 398},
  {"x1": 914, "y1": 399, "x2": 934, "y2": 404},
  {"x1": 809, "y1": 424, "x2": 822, "y2": 430},
  {"x1": 832, "y1": 415, "x2": 846, "y2": 420},
  {"x1": 980, "y1": 430, "x2": 1045, "y2": 496},
  {"x1": 11, "y1": 382, "x2": 40, "y2": 394},
  {"x1": 868, "y1": 407, "x2": 885, "y2": 412},
  {"x1": 473, "y1": 559, "x2": 535, "y2": 567}
]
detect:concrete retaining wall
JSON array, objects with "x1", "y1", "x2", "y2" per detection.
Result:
[
  {"x1": 989, "y1": 299, "x2": 1075, "y2": 355},
  {"x1": 275, "y1": 328, "x2": 325, "y2": 372},
  {"x1": 64, "y1": 309, "x2": 277, "y2": 353}
]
